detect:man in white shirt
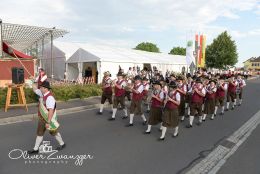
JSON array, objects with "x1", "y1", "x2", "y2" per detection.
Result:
[
  {"x1": 28, "y1": 81, "x2": 65, "y2": 154},
  {"x1": 127, "y1": 75, "x2": 147, "y2": 126}
]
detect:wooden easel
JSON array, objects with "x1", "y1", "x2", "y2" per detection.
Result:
[{"x1": 5, "y1": 84, "x2": 28, "y2": 112}]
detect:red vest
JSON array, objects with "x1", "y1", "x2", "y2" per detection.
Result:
[
  {"x1": 217, "y1": 84, "x2": 226, "y2": 97},
  {"x1": 38, "y1": 92, "x2": 56, "y2": 117},
  {"x1": 151, "y1": 90, "x2": 163, "y2": 108},
  {"x1": 115, "y1": 80, "x2": 125, "y2": 97},
  {"x1": 102, "y1": 77, "x2": 112, "y2": 94},
  {"x1": 206, "y1": 86, "x2": 216, "y2": 99},
  {"x1": 132, "y1": 84, "x2": 143, "y2": 101},
  {"x1": 165, "y1": 91, "x2": 178, "y2": 109},
  {"x1": 178, "y1": 84, "x2": 186, "y2": 97},
  {"x1": 191, "y1": 86, "x2": 204, "y2": 103},
  {"x1": 228, "y1": 81, "x2": 236, "y2": 93}
]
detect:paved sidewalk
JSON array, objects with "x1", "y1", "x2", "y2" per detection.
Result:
[{"x1": 0, "y1": 96, "x2": 101, "y2": 119}]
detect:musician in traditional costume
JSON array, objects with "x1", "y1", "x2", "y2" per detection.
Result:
[
  {"x1": 176, "y1": 76, "x2": 187, "y2": 121},
  {"x1": 226, "y1": 75, "x2": 238, "y2": 111},
  {"x1": 186, "y1": 75, "x2": 194, "y2": 117},
  {"x1": 142, "y1": 77, "x2": 150, "y2": 113},
  {"x1": 144, "y1": 81, "x2": 164, "y2": 134},
  {"x1": 28, "y1": 81, "x2": 65, "y2": 154},
  {"x1": 108, "y1": 72, "x2": 128, "y2": 121},
  {"x1": 236, "y1": 74, "x2": 246, "y2": 106},
  {"x1": 187, "y1": 78, "x2": 206, "y2": 128},
  {"x1": 203, "y1": 80, "x2": 217, "y2": 120},
  {"x1": 126, "y1": 75, "x2": 147, "y2": 126},
  {"x1": 159, "y1": 81, "x2": 180, "y2": 140},
  {"x1": 98, "y1": 71, "x2": 113, "y2": 115},
  {"x1": 215, "y1": 77, "x2": 228, "y2": 115}
]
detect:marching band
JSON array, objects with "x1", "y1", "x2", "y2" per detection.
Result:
[{"x1": 97, "y1": 69, "x2": 247, "y2": 141}]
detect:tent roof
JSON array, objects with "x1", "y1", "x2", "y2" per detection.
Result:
[
  {"x1": 63, "y1": 41, "x2": 187, "y2": 65},
  {"x1": 1, "y1": 22, "x2": 68, "y2": 51}
]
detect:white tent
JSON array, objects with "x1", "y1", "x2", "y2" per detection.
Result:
[
  {"x1": 42, "y1": 41, "x2": 80, "y2": 79},
  {"x1": 66, "y1": 42, "x2": 188, "y2": 83}
]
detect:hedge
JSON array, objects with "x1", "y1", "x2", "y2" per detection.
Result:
[{"x1": 0, "y1": 84, "x2": 102, "y2": 108}]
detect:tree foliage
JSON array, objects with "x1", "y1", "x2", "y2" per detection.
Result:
[
  {"x1": 135, "y1": 42, "x2": 160, "y2": 53},
  {"x1": 169, "y1": 46, "x2": 186, "y2": 55},
  {"x1": 206, "y1": 31, "x2": 238, "y2": 69}
]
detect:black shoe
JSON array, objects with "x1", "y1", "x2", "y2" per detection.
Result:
[
  {"x1": 172, "y1": 133, "x2": 179, "y2": 138},
  {"x1": 186, "y1": 124, "x2": 193, "y2": 128},
  {"x1": 202, "y1": 119, "x2": 206, "y2": 122},
  {"x1": 197, "y1": 122, "x2": 202, "y2": 126},
  {"x1": 27, "y1": 149, "x2": 39, "y2": 155},
  {"x1": 108, "y1": 118, "x2": 115, "y2": 121},
  {"x1": 143, "y1": 121, "x2": 147, "y2": 125},
  {"x1": 238, "y1": 103, "x2": 241, "y2": 106},
  {"x1": 56, "y1": 144, "x2": 66, "y2": 151},
  {"x1": 214, "y1": 114, "x2": 216, "y2": 117},
  {"x1": 122, "y1": 116, "x2": 128, "y2": 119},
  {"x1": 97, "y1": 111, "x2": 103, "y2": 115},
  {"x1": 231, "y1": 107, "x2": 234, "y2": 110},
  {"x1": 144, "y1": 131, "x2": 151, "y2": 134},
  {"x1": 125, "y1": 123, "x2": 134, "y2": 127},
  {"x1": 220, "y1": 112, "x2": 224, "y2": 115},
  {"x1": 158, "y1": 137, "x2": 165, "y2": 141},
  {"x1": 146, "y1": 110, "x2": 150, "y2": 113},
  {"x1": 225, "y1": 109, "x2": 229, "y2": 111}
]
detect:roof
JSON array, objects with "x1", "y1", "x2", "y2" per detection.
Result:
[
  {"x1": 1, "y1": 22, "x2": 68, "y2": 51},
  {"x1": 243, "y1": 56, "x2": 260, "y2": 63},
  {"x1": 64, "y1": 41, "x2": 187, "y2": 65}
]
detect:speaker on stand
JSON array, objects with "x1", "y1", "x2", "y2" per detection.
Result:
[{"x1": 12, "y1": 67, "x2": 24, "y2": 84}]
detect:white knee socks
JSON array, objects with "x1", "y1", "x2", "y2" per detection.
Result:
[{"x1": 33, "y1": 136, "x2": 43, "y2": 151}]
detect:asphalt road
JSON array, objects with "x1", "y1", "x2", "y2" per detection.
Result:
[{"x1": 0, "y1": 78, "x2": 260, "y2": 174}]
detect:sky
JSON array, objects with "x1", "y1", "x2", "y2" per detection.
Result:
[{"x1": 0, "y1": 0, "x2": 259, "y2": 67}]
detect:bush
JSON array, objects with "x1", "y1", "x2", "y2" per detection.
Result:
[{"x1": 0, "y1": 84, "x2": 102, "y2": 108}]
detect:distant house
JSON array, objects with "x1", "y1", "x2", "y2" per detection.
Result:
[{"x1": 243, "y1": 56, "x2": 260, "y2": 71}]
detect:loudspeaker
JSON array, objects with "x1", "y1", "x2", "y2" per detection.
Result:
[{"x1": 12, "y1": 67, "x2": 24, "y2": 84}]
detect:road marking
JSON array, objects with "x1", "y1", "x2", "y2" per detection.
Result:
[{"x1": 186, "y1": 109, "x2": 260, "y2": 174}]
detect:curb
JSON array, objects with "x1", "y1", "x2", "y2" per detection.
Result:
[{"x1": 0, "y1": 102, "x2": 109, "y2": 125}]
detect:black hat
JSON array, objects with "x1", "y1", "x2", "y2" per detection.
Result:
[
  {"x1": 168, "y1": 81, "x2": 177, "y2": 88},
  {"x1": 153, "y1": 81, "x2": 161, "y2": 87},
  {"x1": 117, "y1": 72, "x2": 124, "y2": 76},
  {"x1": 39, "y1": 81, "x2": 51, "y2": 89},
  {"x1": 195, "y1": 78, "x2": 202, "y2": 83},
  {"x1": 177, "y1": 76, "x2": 184, "y2": 81},
  {"x1": 209, "y1": 79, "x2": 217, "y2": 84},
  {"x1": 134, "y1": 75, "x2": 142, "y2": 80},
  {"x1": 142, "y1": 77, "x2": 148, "y2": 81}
]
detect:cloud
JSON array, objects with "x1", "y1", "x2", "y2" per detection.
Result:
[
  {"x1": 0, "y1": 0, "x2": 80, "y2": 28},
  {"x1": 230, "y1": 29, "x2": 260, "y2": 38}
]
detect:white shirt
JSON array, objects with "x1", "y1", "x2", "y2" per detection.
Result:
[
  {"x1": 237, "y1": 79, "x2": 246, "y2": 87},
  {"x1": 178, "y1": 83, "x2": 187, "y2": 92},
  {"x1": 135, "y1": 83, "x2": 144, "y2": 93},
  {"x1": 34, "y1": 90, "x2": 56, "y2": 109},
  {"x1": 116, "y1": 79, "x2": 127, "y2": 88},
  {"x1": 143, "y1": 83, "x2": 150, "y2": 90}
]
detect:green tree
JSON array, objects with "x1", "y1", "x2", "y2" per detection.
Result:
[
  {"x1": 206, "y1": 31, "x2": 238, "y2": 69},
  {"x1": 169, "y1": 47, "x2": 186, "y2": 55},
  {"x1": 135, "y1": 42, "x2": 160, "y2": 53}
]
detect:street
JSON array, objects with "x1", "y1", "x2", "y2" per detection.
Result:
[{"x1": 0, "y1": 78, "x2": 260, "y2": 174}]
